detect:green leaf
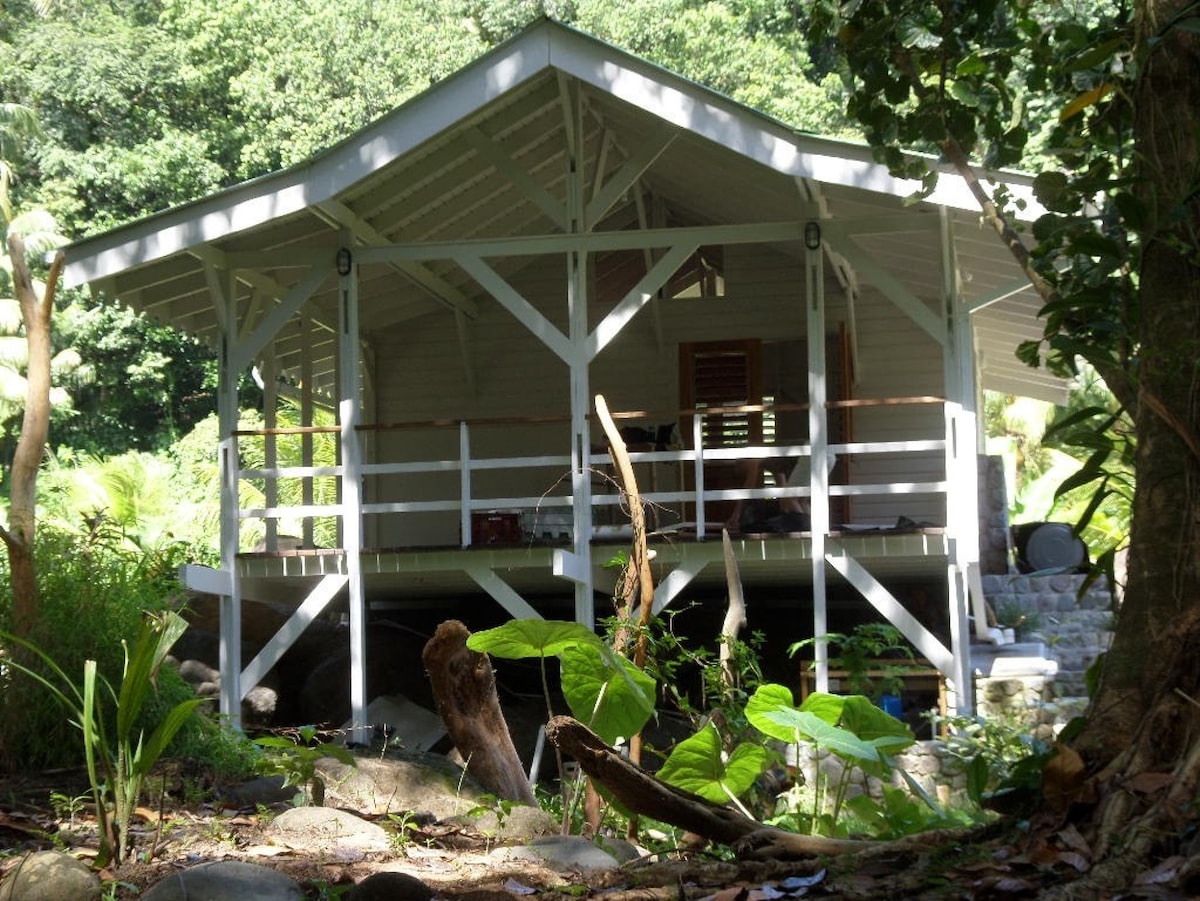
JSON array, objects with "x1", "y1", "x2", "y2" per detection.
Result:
[
  {"x1": 254, "y1": 736, "x2": 300, "y2": 750},
  {"x1": 895, "y1": 15, "x2": 940, "y2": 50},
  {"x1": 1032, "y1": 171, "x2": 1073, "y2": 214},
  {"x1": 955, "y1": 53, "x2": 988, "y2": 77},
  {"x1": 560, "y1": 644, "x2": 655, "y2": 745},
  {"x1": 745, "y1": 683, "x2": 803, "y2": 742},
  {"x1": 117, "y1": 611, "x2": 188, "y2": 743},
  {"x1": 1065, "y1": 37, "x2": 1126, "y2": 73},
  {"x1": 948, "y1": 80, "x2": 980, "y2": 108},
  {"x1": 761, "y1": 705, "x2": 879, "y2": 764},
  {"x1": 466, "y1": 619, "x2": 603, "y2": 659},
  {"x1": 798, "y1": 691, "x2": 847, "y2": 725},
  {"x1": 315, "y1": 742, "x2": 357, "y2": 767},
  {"x1": 839, "y1": 696, "x2": 915, "y2": 753},
  {"x1": 134, "y1": 698, "x2": 206, "y2": 776},
  {"x1": 657, "y1": 724, "x2": 770, "y2": 803}
]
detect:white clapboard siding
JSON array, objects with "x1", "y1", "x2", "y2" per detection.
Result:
[{"x1": 362, "y1": 240, "x2": 950, "y2": 545}]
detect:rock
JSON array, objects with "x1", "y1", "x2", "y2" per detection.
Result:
[
  {"x1": 141, "y1": 860, "x2": 303, "y2": 901},
  {"x1": 169, "y1": 628, "x2": 281, "y2": 725},
  {"x1": 594, "y1": 835, "x2": 646, "y2": 864},
  {"x1": 219, "y1": 774, "x2": 296, "y2": 808},
  {"x1": 341, "y1": 694, "x2": 446, "y2": 752},
  {"x1": 347, "y1": 871, "x2": 435, "y2": 901},
  {"x1": 317, "y1": 752, "x2": 490, "y2": 819},
  {"x1": 0, "y1": 850, "x2": 100, "y2": 901},
  {"x1": 491, "y1": 834, "x2": 622, "y2": 872},
  {"x1": 267, "y1": 806, "x2": 392, "y2": 854},
  {"x1": 447, "y1": 802, "x2": 557, "y2": 842}
]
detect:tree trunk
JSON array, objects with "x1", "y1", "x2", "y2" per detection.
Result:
[
  {"x1": 1065, "y1": 0, "x2": 1200, "y2": 875},
  {"x1": 1, "y1": 236, "x2": 62, "y2": 640},
  {"x1": 421, "y1": 619, "x2": 537, "y2": 806}
]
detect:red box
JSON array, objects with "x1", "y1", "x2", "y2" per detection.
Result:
[{"x1": 471, "y1": 512, "x2": 522, "y2": 545}]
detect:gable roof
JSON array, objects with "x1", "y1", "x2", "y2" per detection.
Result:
[{"x1": 62, "y1": 17, "x2": 1065, "y2": 403}]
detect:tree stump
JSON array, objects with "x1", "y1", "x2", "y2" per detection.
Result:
[{"x1": 422, "y1": 620, "x2": 537, "y2": 806}]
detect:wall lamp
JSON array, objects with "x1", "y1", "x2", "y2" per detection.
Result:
[
  {"x1": 804, "y1": 221, "x2": 822, "y2": 251},
  {"x1": 336, "y1": 247, "x2": 353, "y2": 276}
]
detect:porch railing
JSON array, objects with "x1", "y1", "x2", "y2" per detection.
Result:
[{"x1": 234, "y1": 399, "x2": 950, "y2": 552}]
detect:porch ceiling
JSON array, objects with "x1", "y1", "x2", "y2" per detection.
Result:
[{"x1": 62, "y1": 18, "x2": 1064, "y2": 405}]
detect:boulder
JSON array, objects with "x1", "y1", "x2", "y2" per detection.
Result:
[
  {"x1": 267, "y1": 806, "x2": 392, "y2": 855},
  {"x1": 490, "y1": 835, "x2": 623, "y2": 872},
  {"x1": 0, "y1": 850, "x2": 100, "y2": 901},
  {"x1": 316, "y1": 752, "x2": 490, "y2": 819},
  {"x1": 141, "y1": 860, "x2": 303, "y2": 901},
  {"x1": 347, "y1": 871, "x2": 435, "y2": 901},
  {"x1": 446, "y1": 802, "x2": 557, "y2": 842}
]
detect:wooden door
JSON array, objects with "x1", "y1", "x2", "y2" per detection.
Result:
[{"x1": 679, "y1": 340, "x2": 762, "y2": 523}]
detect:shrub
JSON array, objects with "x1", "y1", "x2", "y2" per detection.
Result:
[{"x1": 0, "y1": 526, "x2": 193, "y2": 771}]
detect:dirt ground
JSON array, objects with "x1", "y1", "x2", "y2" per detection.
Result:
[{"x1": 4, "y1": 764, "x2": 1189, "y2": 900}]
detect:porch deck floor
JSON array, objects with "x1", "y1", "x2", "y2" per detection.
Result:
[{"x1": 233, "y1": 527, "x2": 950, "y2": 608}]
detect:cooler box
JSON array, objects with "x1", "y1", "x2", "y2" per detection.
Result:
[{"x1": 471, "y1": 511, "x2": 522, "y2": 545}]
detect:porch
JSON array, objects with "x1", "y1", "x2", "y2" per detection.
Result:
[{"x1": 190, "y1": 395, "x2": 970, "y2": 731}]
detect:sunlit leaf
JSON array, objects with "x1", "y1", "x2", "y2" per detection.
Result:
[
  {"x1": 657, "y1": 723, "x2": 771, "y2": 803},
  {"x1": 560, "y1": 644, "x2": 655, "y2": 745},
  {"x1": 1059, "y1": 84, "x2": 1114, "y2": 122},
  {"x1": 466, "y1": 619, "x2": 603, "y2": 659}
]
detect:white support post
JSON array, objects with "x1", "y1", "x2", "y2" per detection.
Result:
[
  {"x1": 806, "y1": 224, "x2": 830, "y2": 693},
  {"x1": 300, "y1": 318, "x2": 314, "y2": 548},
  {"x1": 338, "y1": 247, "x2": 369, "y2": 744},
  {"x1": 941, "y1": 208, "x2": 979, "y2": 714},
  {"x1": 564, "y1": 80, "x2": 594, "y2": 628},
  {"x1": 262, "y1": 353, "x2": 279, "y2": 550},
  {"x1": 214, "y1": 265, "x2": 243, "y2": 727}
]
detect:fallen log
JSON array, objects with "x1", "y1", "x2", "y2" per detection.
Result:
[
  {"x1": 546, "y1": 715, "x2": 974, "y2": 859},
  {"x1": 423, "y1": 619, "x2": 537, "y2": 806}
]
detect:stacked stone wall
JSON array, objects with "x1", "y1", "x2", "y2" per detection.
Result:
[{"x1": 981, "y1": 572, "x2": 1115, "y2": 698}]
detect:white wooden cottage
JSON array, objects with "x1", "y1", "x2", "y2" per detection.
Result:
[{"x1": 62, "y1": 19, "x2": 1063, "y2": 737}]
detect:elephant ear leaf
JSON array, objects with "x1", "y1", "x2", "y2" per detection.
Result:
[
  {"x1": 657, "y1": 723, "x2": 771, "y2": 803},
  {"x1": 467, "y1": 620, "x2": 602, "y2": 659},
  {"x1": 560, "y1": 644, "x2": 656, "y2": 745}
]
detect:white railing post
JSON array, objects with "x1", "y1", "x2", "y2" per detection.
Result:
[
  {"x1": 460, "y1": 421, "x2": 472, "y2": 547},
  {"x1": 693, "y1": 414, "x2": 706, "y2": 539},
  {"x1": 214, "y1": 264, "x2": 243, "y2": 727}
]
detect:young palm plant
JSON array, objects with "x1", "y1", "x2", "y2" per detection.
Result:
[{"x1": 1, "y1": 610, "x2": 204, "y2": 865}]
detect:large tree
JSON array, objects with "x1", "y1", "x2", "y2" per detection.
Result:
[{"x1": 813, "y1": 0, "x2": 1199, "y2": 886}]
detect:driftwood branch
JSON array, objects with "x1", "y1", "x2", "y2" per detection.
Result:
[
  {"x1": 594, "y1": 394, "x2": 659, "y2": 838},
  {"x1": 547, "y1": 715, "x2": 869, "y2": 856},
  {"x1": 422, "y1": 620, "x2": 537, "y2": 806},
  {"x1": 594, "y1": 394, "x2": 656, "y2": 652},
  {"x1": 547, "y1": 715, "x2": 975, "y2": 859},
  {"x1": 719, "y1": 529, "x2": 747, "y2": 691}
]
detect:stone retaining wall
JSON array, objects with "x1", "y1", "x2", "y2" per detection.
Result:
[
  {"x1": 980, "y1": 572, "x2": 1115, "y2": 697},
  {"x1": 789, "y1": 740, "x2": 971, "y2": 814}
]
